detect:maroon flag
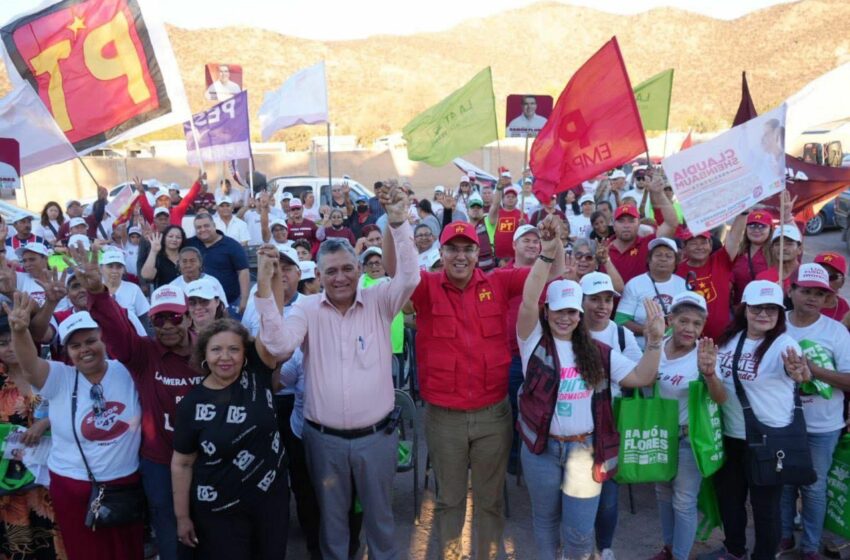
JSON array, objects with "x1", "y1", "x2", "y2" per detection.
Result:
[{"x1": 732, "y1": 71, "x2": 850, "y2": 220}]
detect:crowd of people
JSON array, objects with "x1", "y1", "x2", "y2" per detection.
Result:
[{"x1": 0, "y1": 164, "x2": 846, "y2": 560}]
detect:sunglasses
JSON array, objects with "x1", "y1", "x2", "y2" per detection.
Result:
[
  {"x1": 90, "y1": 383, "x2": 106, "y2": 417},
  {"x1": 573, "y1": 252, "x2": 594, "y2": 261},
  {"x1": 151, "y1": 312, "x2": 185, "y2": 328},
  {"x1": 746, "y1": 304, "x2": 780, "y2": 316},
  {"x1": 746, "y1": 223, "x2": 768, "y2": 229},
  {"x1": 828, "y1": 273, "x2": 844, "y2": 282}
]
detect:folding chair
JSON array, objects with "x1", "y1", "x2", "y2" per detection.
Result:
[{"x1": 394, "y1": 389, "x2": 421, "y2": 524}]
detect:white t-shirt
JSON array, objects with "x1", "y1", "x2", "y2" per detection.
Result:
[
  {"x1": 302, "y1": 205, "x2": 321, "y2": 223},
  {"x1": 519, "y1": 321, "x2": 636, "y2": 437},
  {"x1": 784, "y1": 313, "x2": 850, "y2": 433},
  {"x1": 16, "y1": 273, "x2": 45, "y2": 306},
  {"x1": 33, "y1": 221, "x2": 60, "y2": 244},
  {"x1": 213, "y1": 215, "x2": 250, "y2": 246},
  {"x1": 169, "y1": 274, "x2": 228, "y2": 307},
  {"x1": 123, "y1": 243, "x2": 140, "y2": 276},
  {"x1": 618, "y1": 273, "x2": 687, "y2": 348},
  {"x1": 242, "y1": 210, "x2": 264, "y2": 246},
  {"x1": 657, "y1": 342, "x2": 700, "y2": 425},
  {"x1": 113, "y1": 281, "x2": 150, "y2": 318},
  {"x1": 589, "y1": 321, "x2": 642, "y2": 398},
  {"x1": 37, "y1": 361, "x2": 142, "y2": 481},
  {"x1": 568, "y1": 214, "x2": 592, "y2": 239},
  {"x1": 520, "y1": 193, "x2": 541, "y2": 217},
  {"x1": 716, "y1": 332, "x2": 801, "y2": 439}
]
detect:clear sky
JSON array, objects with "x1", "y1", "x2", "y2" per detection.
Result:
[{"x1": 1, "y1": 0, "x2": 798, "y2": 40}]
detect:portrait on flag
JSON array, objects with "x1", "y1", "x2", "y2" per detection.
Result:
[
  {"x1": 0, "y1": 0, "x2": 190, "y2": 154},
  {"x1": 505, "y1": 94, "x2": 553, "y2": 138},
  {"x1": 662, "y1": 105, "x2": 787, "y2": 234},
  {"x1": 204, "y1": 63, "x2": 243, "y2": 101},
  {"x1": 184, "y1": 90, "x2": 251, "y2": 166},
  {"x1": 0, "y1": 139, "x2": 21, "y2": 192}
]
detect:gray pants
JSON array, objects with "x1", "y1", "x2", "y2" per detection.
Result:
[{"x1": 303, "y1": 421, "x2": 399, "y2": 560}]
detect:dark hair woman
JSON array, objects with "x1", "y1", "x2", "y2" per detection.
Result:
[
  {"x1": 36, "y1": 201, "x2": 64, "y2": 245},
  {"x1": 141, "y1": 225, "x2": 186, "y2": 288},
  {"x1": 171, "y1": 319, "x2": 286, "y2": 559}
]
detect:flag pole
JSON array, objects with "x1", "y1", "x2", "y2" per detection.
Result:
[
  {"x1": 75, "y1": 155, "x2": 99, "y2": 187},
  {"x1": 188, "y1": 120, "x2": 206, "y2": 178},
  {"x1": 326, "y1": 122, "x2": 333, "y2": 193},
  {"x1": 778, "y1": 189, "x2": 785, "y2": 287},
  {"x1": 248, "y1": 157, "x2": 254, "y2": 194},
  {"x1": 522, "y1": 133, "x2": 530, "y2": 172},
  {"x1": 20, "y1": 175, "x2": 29, "y2": 209}
]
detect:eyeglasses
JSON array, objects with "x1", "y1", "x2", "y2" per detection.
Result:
[
  {"x1": 573, "y1": 252, "x2": 594, "y2": 261},
  {"x1": 442, "y1": 245, "x2": 478, "y2": 256},
  {"x1": 365, "y1": 259, "x2": 383, "y2": 267},
  {"x1": 90, "y1": 383, "x2": 106, "y2": 417},
  {"x1": 746, "y1": 304, "x2": 780, "y2": 316},
  {"x1": 746, "y1": 223, "x2": 768, "y2": 229},
  {"x1": 414, "y1": 233, "x2": 433, "y2": 239},
  {"x1": 829, "y1": 273, "x2": 844, "y2": 282},
  {"x1": 151, "y1": 312, "x2": 185, "y2": 328}
]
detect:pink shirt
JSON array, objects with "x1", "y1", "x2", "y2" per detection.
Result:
[{"x1": 256, "y1": 221, "x2": 419, "y2": 429}]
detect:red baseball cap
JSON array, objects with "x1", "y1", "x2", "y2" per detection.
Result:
[
  {"x1": 440, "y1": 221, "x2": 479, "y2": 246},
  {"x1": 614, "y1": 205, "x2": 639, "y2": 220},
  {"x1": 676, "y1": 227, "x2": 711, "y2": 241},
  {"x1": 814, "y1": 252, "x2": 847, "y2": 275},
  {"x1": 747, "y1": 210, "x2": 773, "y2": 226}
]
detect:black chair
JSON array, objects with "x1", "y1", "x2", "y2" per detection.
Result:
[{"x1": 394, "y1": 389, "x2": 421, "y2": 525}]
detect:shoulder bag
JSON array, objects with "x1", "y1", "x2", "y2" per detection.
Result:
[{"x1": 71, "y1": 369, "x2": 145, "y2": 530}]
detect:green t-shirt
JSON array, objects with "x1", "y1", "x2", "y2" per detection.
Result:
[{"x1": 359, "y1": 274, "x2": 404, "y2": 354}]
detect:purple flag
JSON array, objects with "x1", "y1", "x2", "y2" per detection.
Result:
[{"x1": 184, "y1": 90, "x2": 250, "y2": 165}]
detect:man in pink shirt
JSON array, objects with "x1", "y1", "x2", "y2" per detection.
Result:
[{"x1": 255, "y1": 185, "x2": 418, "y2": 560}]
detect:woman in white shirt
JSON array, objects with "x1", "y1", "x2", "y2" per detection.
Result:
[
  {"x1": 301, "y1": 191, "x2": 321, "y2": 222},
  {"x1": 35, "y1": 201, "x2": 64, "y2": 245},
  {"x1": 101, "y1": 249, "x2": 150, "y2": 326},
  {"x1": 707, "y1": 280, "x2": 811, "y2": 560},
  {"x1": 649, "y1": 291, "x2": 725, "y2": 560},
  {"x1": 615, "y1": 237, "x2": 687, "y2": 349},
  {"x1": 516, "y1": 216, "x2": 666, "y2": 560},
  {"x1": 7, "y1": 294, "x2": 143, "y2": 560}
]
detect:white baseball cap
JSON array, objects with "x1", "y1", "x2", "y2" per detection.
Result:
[
  {"x1": 68, "y1": 217, "x2": 87, "y2": 229},
  {"x1": 434, "y1": 185, "x2": 446, "y2": 194},
  {"x1": 280, "y1": 192, "x2": 294, "y2": 201},
  {"x1": 459, "y1": 175, "x2": 471, "y2": 183},
  {"x1": 218, "y1": 196, "x2": 233, "y2": 206},
  {"x1": 155, "y1": 189, "x2": 170, "y2": 200},
  {"x1": 15, "y1": 242, "x2": 50, "y2": 260},
  {"x1": 742, "y1": 280, "x2": 785, "y2": 308},
  {"x1": 278, "y1": 246, "x2": 300, "y2": 265},
  {"x1": 99, "y1": 249, "x2": 126, "y2": 266},
  {"x1": 546, "y1": 279, "x2": 583, "y2": 312},
  {"x1": 793, "y1": 263, "x2": 833, "y2": 292},
  {"x1": 299, "y1": 260, "x2": 317, "y2": 280},
  {"x1": 578, "y1": 194, "x2": 595, "y2": 206},
  {"x1": 185, "y1": 278, "x2": 220, "y2": 301},
  {"x1": 523, "y1": 177, "x2": 533, "y2": 184},
  {"x1": 504, "y1": 185, "x2": 520, "y2": 197},
  {"x1": 501, "y1": 171, "x2": 512, "y2": 178},
  {"x1": 270, "y1": 218, "x2": 288, "y2": 231},
  {"x1": 12, "y1": 213, "x2": 32, "y2": 224},
  {"x1": 128, "y1": 226, "x2": 142, "y2": 237},
  {"x1": 168, "y1": 183, "x2": 181, "y2": 192},
  {"x1": 67, "y1": 234, "x2": 91, "y2": 250},
  {"x1": 670, "y1": 291, "x2": 708, "y2": 313},
  {"x1": 513, "y1": 224, "x2": 540, "y2": 242},
  {"x1": 579, "y1": 272, "x2": 620, "y2": 297},
  {"x1": 648, "y1": 237, "x2": 678, "y2": 254},
  {"x1": 289, "y1": 198, "x2": 303, "y2": 209},
  {"x1": 425, "y1": 250, "x2": 442, "y2": 270},
  {"x1": 150, "y1": 285, "x2": 188, "y2": 316},
  {"x1": 610, "y1": 169, "x2": 626, "y2": 180},
  {"x1": 154, "y1": 207, "x2": 170, "y2": 217},
  {"x1": 771, "y1": 224, "x2": 802, "y2": 243},
  {"x1": 621, "y1": 190, "x2": 641, "y2": 203},
  {"x1": 360, "y1": 246, "x2": 383, "y2": 263},
  {"x1": 468, "y1": 194, "x2": 484, "y2": 207},
  {"x1": 57, "y1": 311, "x2": 100, "y2": 344}
]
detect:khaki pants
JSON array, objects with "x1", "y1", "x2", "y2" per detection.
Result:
[{"x1": 425, "y1": 398, "x2": 513, "y2": 560}]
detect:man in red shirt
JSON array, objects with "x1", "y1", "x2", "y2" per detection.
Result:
[
  {"x1": 136, "y1": 173, "x2": 202, "y2": 228},
  {"x1": 606, "y1": 174, "x2": 678, "y2": 285},
  {"x1": 410, "y1": 217, "x2": 563, "y2": 560},
  {"x1": 286, "y1": 198, "x2": 319, "y2": 253},
  {"x1": 487, "y1": 178, "x2": 523, "y2": 263},
  {"x1": 675, "y1": 215, "x2": 745, "y2": 340},
  {"x1": 814, "y1": 252, "x2": 849, "y2": 322}
]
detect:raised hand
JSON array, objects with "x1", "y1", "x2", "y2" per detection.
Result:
[
  {"x1": 538, "y1": 214, "x2": 561, "y2": 257},
  {"x1": 782, "y1": 347, "x2": 812, "y2": 383},
  {"x1": 256, "y1": 251, "x2": 277, "y2": 285},
  {"x1": 66, "y1": 243, "x2": 104, "y2": 293},
  {"x1": 2, "y1": 292, "x2": 36, "y2": 332},
  {"x1": 697, "y1": 337, "x2": 717, "y2": 376},
  {"x1": 133, "y1": 176, "x2": 144, "y2": 192},
  {"x1": 0, "y1": 263, "x2": 16, "y2": 297},
  {"x1": 595, "y1": 242, "x2": 610, "y2": 266},
  {"x1": 442, "y1": 190, "x2": 457, "y2": 211},
  {"x1": 36, "y1": 269, "x2": 68, "y2": 304},
  {"x1": 258, "y1": 191, "x2": 270, "y2": 210},
  {"x1": 382, "y1": 184, "x2": 409, "y2": 224},
  {"x1": 647, "y1": 173, "x2": 665, "y2": 194},
  {"x1": 643, "y1": 298, "x2": 666, "y2": 346},
  {"x1": 562, "y1": 252, "x2": 578, "y2": 281},
  {"x1": 148, "y1": 231, "x2": 163, "y2": 253}
]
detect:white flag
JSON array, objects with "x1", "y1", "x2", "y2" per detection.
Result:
[
  {"x1": 259, "y1": 62, "x2": 328, "y2": 141},
  {"x1": 0, "y1": 83, "x2": 77, "y2": 175},
  {"x1": 784, "y1": 62, "x2": 850, "y2": 143}
]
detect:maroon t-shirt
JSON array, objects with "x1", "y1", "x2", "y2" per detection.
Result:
[
  {"x1": 676, "y1": 250, "x2": 733, "y2": 341},
  {"x1": 88, "y1": 291, "x2": 204, "y2": 465},
  {"x1": 287, "y1": 218, "x2": 318, "y2": 251},
  {"x1": 731, "y1": 247, "x2": 769, "y2": 305},
  {"x1": 607, "y1": 234, "x2": 654, "y2": 285}
]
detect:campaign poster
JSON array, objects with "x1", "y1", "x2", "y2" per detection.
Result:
[
  {"x1": 0, "y1": 139, "x2": 21, "y2": 190},
  {"x1": 205, "y1": 63, "x2": 243, "y2": 101},
  {"x1": 505, "y1": 94, "x2": 553, "y2": 138}
]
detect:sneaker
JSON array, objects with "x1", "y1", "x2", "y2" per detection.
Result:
[
  {"x1": 775, "y1": 536, "x2": 795, "y2": 557},
  {"x1": 600, "y1": 549, "x2": 616, "y2": 560},
  {"x1": 696, "y1": 546, "x2": 745, "y2": 560},
  {"x1": 647, "y1": 546, "x2": 671, "y2": 560}
]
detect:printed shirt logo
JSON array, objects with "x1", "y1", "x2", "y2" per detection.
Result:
[
  {"x1": 226, "y1": 406, "x2": 247, "y2": 424},
  {"x1": 257, "y1": 469, "x2": 276, "y2": 492},
  {"x1": 719, "y1": 349, "x2": 758, "y2": 381},
  {"x1": 629, "y1": 247, "x2": 639, "y2": 256},
  {"x1": 233, "y1": 449, "x2": 255, "y2": 471},
  {"x1": 195, "y1": 403, "x2": 216, "y2": 421},
  {"x1": 197, "y1": 485, "x2": 217, "y2": 502},
  {"x1": 200, "y1": 441, "x2": 216, "y2": 456},
  {"x1": 497, "y1": 216, "x2": 517, "y2": 232},
  {"x1": 692, "y1": 276, "x2": 717, "y2": 304},
  {"x1": 478, "y1": 288, "x2": 493, "y2": 302},
  {"x1": 81, "y1": 402, "x2": 130, "y2": 441},
  {"x1": 454, "y1": 224, "x2": 467, "y2": 234},
  {"x1": 557, "y1": 367, "x2": 591, "y2": 418}
]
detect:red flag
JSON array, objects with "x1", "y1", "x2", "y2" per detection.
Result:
[
  {"x1": 731, "y1": 71, "x2": 850, "y2": 219},
  {"x1": 530, "y1": 37, "x2": 647, "y2": 200},
  {"x1": 679, "y1": 129, "x2": 693, "y2": 151}
]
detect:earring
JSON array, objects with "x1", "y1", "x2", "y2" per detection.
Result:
[
  {"x1": 242, "y1": 358, "x2": 248, "y2": 371},
  {"x1": 201, "y1": 360, "x2": 209, "y2": 371}
]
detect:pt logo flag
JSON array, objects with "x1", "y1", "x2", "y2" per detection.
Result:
[
  {"x1": 529, "y1": 37, "x2": 648, "y2": 200},
  {"x1": 184, "y1": 91, "x2": 251, "y2": 166},
  {"x1": 1, "y1": 0, "x2": 190, "y2": 154}
]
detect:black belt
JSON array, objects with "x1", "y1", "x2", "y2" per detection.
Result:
[{"x1": 306, "y1": 415, "x2": 391, "y2": 439}]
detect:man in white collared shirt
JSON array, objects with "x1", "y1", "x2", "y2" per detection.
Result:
[{"x1": 212, "y1": 196, "x2": 250, "y2": 246}]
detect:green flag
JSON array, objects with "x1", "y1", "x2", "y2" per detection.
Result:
[
  {"x1": 403, "y1": 67, "x2": 497, "y2": 166},
  {"x1": 633, "y1": 68, "x2": 674, "y2": 131}
]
